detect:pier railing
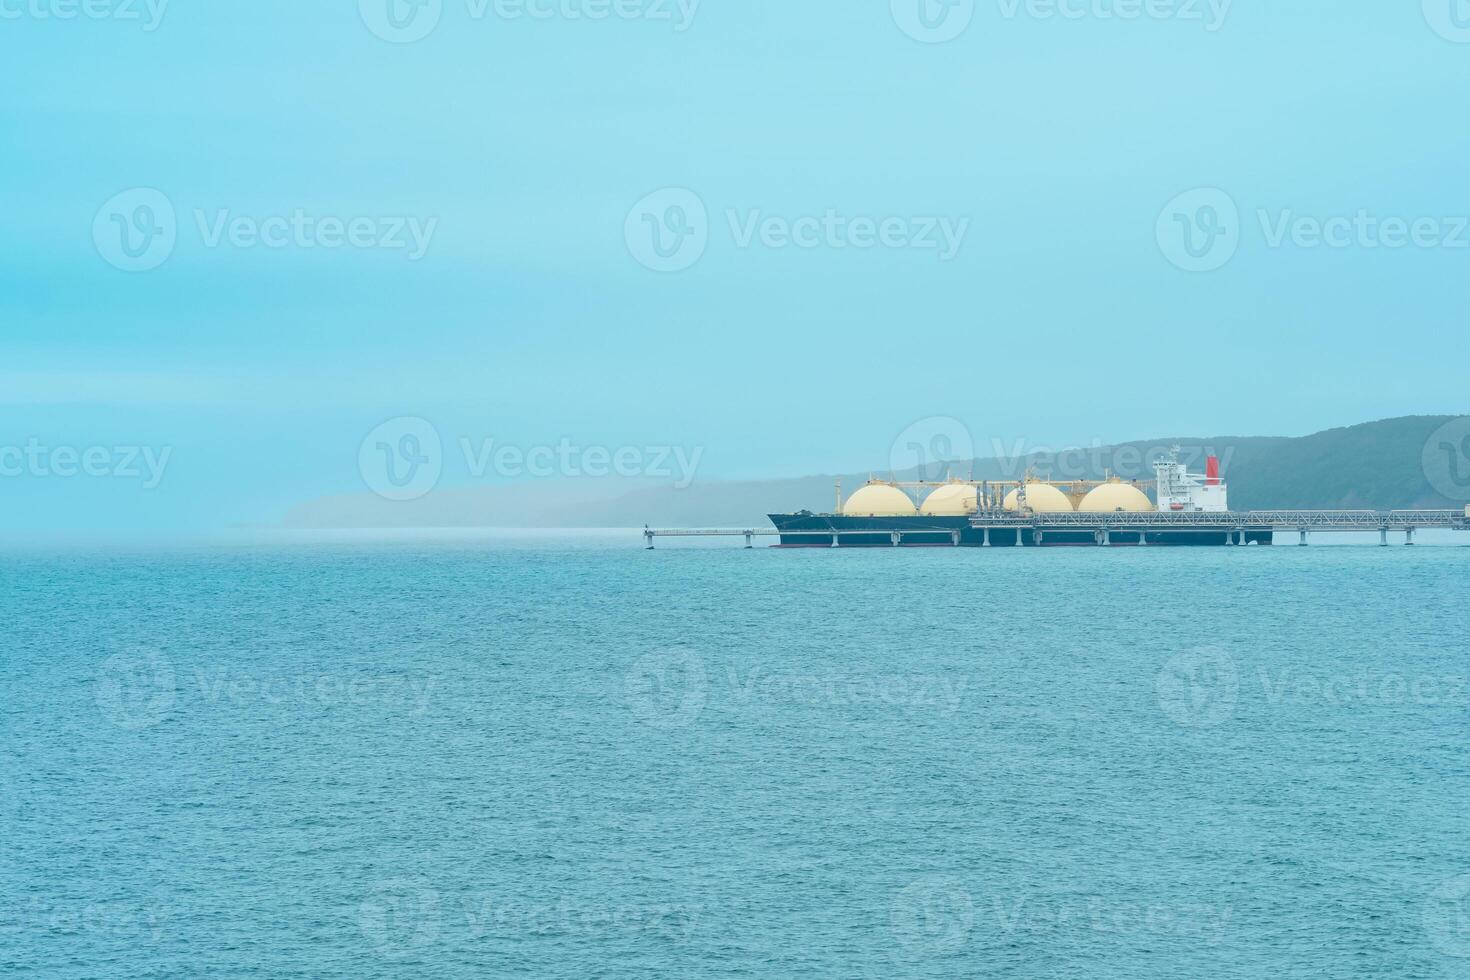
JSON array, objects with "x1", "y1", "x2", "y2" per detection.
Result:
[{"x1": 967, "y1": 509, "x2": 1469, "y2": 529}]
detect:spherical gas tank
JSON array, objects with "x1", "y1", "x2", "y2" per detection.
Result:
[
  {"x1": 1078, "y1": 482, "x2": 1154, "y2": 514},
  {"x1": 1002, "y1": 483, "x2": 1074, "y2": 513},
  {"x1": 843, "y1": 484, "x2": 917, "y2": 517},
  {"x1": 920, "y1": 484, "x2": 978, "y2": 516}
]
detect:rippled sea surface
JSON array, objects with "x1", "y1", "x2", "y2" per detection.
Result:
[{"x1": 3, "y1": 531, "x2": 1468, "y2": 978}]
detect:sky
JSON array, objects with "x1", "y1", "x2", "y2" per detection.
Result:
[{"x1": 2, "y1": 0, "x2": 1469, "y2": 533}]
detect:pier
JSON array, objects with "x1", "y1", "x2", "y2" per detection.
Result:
[
  {"x1": 965, "y1": 509, "x2": 1467, "y2": 547},
  {"x1": 644, "y1": 510, "x2": 1470, "y2": 548}
]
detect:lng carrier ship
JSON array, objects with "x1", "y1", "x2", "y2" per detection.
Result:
[
  {"x1": 644, "y1": 448, "x2": 1470, "y2": 548},
  {"x1": 768, "y1": 449, "x2": 1254, "y2": 547}
]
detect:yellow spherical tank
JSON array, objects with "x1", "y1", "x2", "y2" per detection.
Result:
[
  {"x1": 1079, "y1": 482, "x2": 1154, "y2": 514},
  {"x1": 843, "y1": 483, "x2": 918, "y2": 517},
  {"x1": 1002, "y1": 483, "x2": 1074, "y2": 513},
  {"x1": 920, "y1": 483, "x2": 978, "y2": 516}
]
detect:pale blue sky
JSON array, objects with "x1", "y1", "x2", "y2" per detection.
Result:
[{"x1": 2, "y1": 1, "x2": 1468, "y2": 531}]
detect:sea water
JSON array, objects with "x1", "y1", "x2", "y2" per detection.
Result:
[{"x1": 2, "y1": 531, "x2": 1468, "y2": 978}]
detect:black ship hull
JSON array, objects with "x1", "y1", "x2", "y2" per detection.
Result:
[{"x1": 766, "y1": 513, "x2": 1274, "y2": 547}]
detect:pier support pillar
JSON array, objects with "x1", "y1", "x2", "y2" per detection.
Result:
[
  {"x1": 1380, "y1": 527, "x2": 1389, "y2": 547},
  {"x1": 1299, "y1": 528, "x2": 1308, "y2": 546},
  {"x1": 1406, "y1": 527, "x2": 1415, "y2": 546},
  {"x1": 1138, "y1": 530, "x2": 1147, "y2": 546},
  {"x1": 951, "y1": 529, "x2": 962, "y2": 547},
  {"x1": 982, "y1": 527, "x2": 991, "y2": 547},
  {"x1": 744, "y1": 531, "x2": 753, "y2": 549},
  {"x1": 645, "y1": 529, "x2": 655, "y2": 550},
  {"x1": 1033, "y1": 529, "x2": 1043, "y2": 547},
  {"x1": 831, "y1": 533, "x2": 840, "y2": 548},
  {"x1": 891, "y1": 531, "x2": 902, "y2": 547},
  {"x1": 1099, "y1": 529, "x2": 1110, "y2": 546}
]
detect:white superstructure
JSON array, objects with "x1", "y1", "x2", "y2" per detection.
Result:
[{"x1": 1154, "y1": 446, "x2": 1227, "y2": 512}]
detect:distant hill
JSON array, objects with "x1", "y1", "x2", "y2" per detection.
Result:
[
  {"x1": 281, "y1": 415, "x2": 1469, "y2": 528},
  {"x1": 1217, "y1": 416, "x2": 1466, "y2": 511}
]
